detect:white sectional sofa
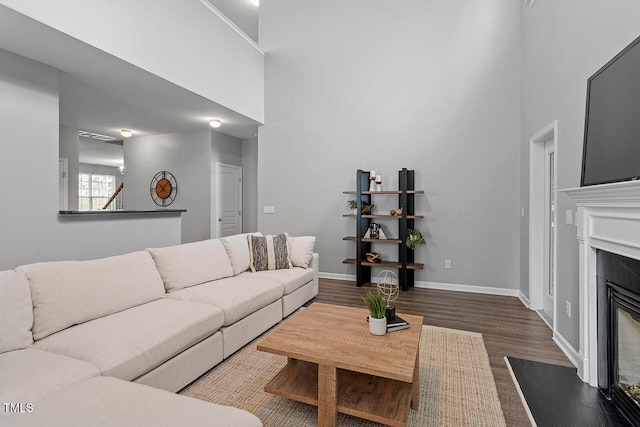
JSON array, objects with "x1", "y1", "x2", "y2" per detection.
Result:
[{"x1": 0, "y1": 233, "x2": 318, "y2": 426}]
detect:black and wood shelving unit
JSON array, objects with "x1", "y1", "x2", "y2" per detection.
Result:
[{"x1": 342, "y1": 168, "x2": 424, "y2": 291}]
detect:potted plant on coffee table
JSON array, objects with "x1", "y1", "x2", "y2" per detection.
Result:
[{"x1": 361, "y1": 289, "x2": 387, "y2": 335}]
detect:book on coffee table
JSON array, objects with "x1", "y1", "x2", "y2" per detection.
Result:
[{"x1": 387, "y1": 315, "x2": 410, "y2": 332}]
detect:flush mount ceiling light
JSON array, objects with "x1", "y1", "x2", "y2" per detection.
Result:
[
  {"x1": 120, "y1": 129, "x2": 133, "y2": 138},
  {"x1": 209, "y1": 119, "x2": 222, "y2": 128},
  {"x1": 251, "y1": 0, "x2": 259, "y2": 6}
]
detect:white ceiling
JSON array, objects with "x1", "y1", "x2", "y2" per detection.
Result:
[{"x1": 206, "y1": 0, "x2": 259, "y2": 42}]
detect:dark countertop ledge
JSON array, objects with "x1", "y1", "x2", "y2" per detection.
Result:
[{"x1": 59, "y1": 209, "x2": 186, "y2": 217}]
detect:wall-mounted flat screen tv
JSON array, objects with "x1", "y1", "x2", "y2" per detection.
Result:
[{"x1": 581, "y1": 34, "x2": 640, "y2": 187}]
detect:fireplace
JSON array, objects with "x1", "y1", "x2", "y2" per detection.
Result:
[{"x1": 598, "y1": 250, "x2": 640, "y2": 425}]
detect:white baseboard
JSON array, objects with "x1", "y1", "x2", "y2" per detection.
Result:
[
  {"x1": 518, "y1": 291, "x2": 531, "y2": 309},
  {"x1": 553, "y1": 330, "x2": 580, "y2": 370},
  {"x1": 318, "y1": 273, "x2": 520, "y2": 298},
  {"x1": 414, "y1": 280, "x2": 520, "y2": 297},
  {"x1": 318, "y1": 272, "x2": 355, "y2": 281}
]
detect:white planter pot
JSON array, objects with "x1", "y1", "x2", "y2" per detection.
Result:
[
  {"x1": 369, "y1": 316, "x2": 387, "y2": 336},
  {"x1": 352, "y1": 208, "x2": 358, "y2": 215}
]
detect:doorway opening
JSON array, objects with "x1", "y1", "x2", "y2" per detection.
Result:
[{"x1": 529, "y1": 121, "x2": 558, "y2": 329}]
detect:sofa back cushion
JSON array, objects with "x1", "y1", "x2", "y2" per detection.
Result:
[
  {"x1": 0, "y1": 270, "x2": 34, "y2": 353},
  {"x1": 287, "y1": 235, "x2": 317, "y2": 268},
  {"x1": 147, "y1": 239, "x2": 234, "y2": 292},
  {"x1": 221, "y1": 232, "x2": 263, "y2": 276},
  {"x1": 17, "y1": 251, "x2": 165, "y2": 341}
]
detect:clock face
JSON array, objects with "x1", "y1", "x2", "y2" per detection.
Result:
[{"x1": 150, "y1": 171, "x2": 177, "y2": 207}]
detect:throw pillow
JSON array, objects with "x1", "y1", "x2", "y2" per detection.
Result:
[
  {"x1": 287, "y1": 234, "x2": 316, "y2": 268},
  {"x1": 248, "y1": 233, "x2": 292, "y2": 272}
]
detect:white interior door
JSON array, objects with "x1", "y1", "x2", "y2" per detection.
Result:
[
  {"x1": 216, "y1": 163, "x2": 242, "y2": 237},
  {"x1": 542, "y1": 140, "x2": 556, "y2": 323}
]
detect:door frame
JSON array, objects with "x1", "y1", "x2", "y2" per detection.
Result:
[
  {"x1": 59, "y1": 158, "x2": 69, "y2": 210},
  {"x1": 214, "y1": 162, "x2": 242, "y2": 238},
  {"x1": 529, "y1": 120, "x2": 558, "y2": 329}
]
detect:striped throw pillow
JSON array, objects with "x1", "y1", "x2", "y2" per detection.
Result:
[{"x1": 248, "y1": 234, "x2": 292, "y2": 272}]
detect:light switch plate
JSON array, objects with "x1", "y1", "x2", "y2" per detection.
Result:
[
  {"x1": 565, "y1": 210, "x2": 573, "y2": 225},
  {"x1": 263, "y1": 206, "x2": 275, "y2": 214}
]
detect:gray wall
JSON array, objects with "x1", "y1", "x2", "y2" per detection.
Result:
[
  {"x1": 124, "y1": 130, "x2": 212, "y2": 244},
  {"x1": 0, "y1": 48, "x2": 181, "y2": 271},
  {"x1": 242, "y1": 137, "x2": 259, "y2": 232},
  {"x1": 520, "y1": 2, "x2": 640, "y2": 349},
  {"x1": 259, "y1": 0, "x2": 522, "y2": 290}
]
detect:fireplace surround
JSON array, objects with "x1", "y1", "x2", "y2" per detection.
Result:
[{"x1": 564, "y1": 180, "x2": 640, "y2": 422}]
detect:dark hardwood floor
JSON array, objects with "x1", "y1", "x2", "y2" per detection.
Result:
[{"x1": 313, "y1": 278, "x2": 574, "y2": 427}]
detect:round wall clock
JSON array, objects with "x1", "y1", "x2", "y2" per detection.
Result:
[{"x1": 150, "y1": 171, "x2": 178, "y2": 207}]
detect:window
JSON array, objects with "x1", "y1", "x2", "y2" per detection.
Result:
[{"x1": 79, "y1": 173, "x2": 116, "y2": 210}]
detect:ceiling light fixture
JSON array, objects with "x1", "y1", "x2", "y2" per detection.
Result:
[
  {"x1": 120, "y1": 129, "x2": 133, "y2": 138},
  {"x1": 209, "y1": 119, "x2": 222, "y2": 128},
  {"x1": 251, "y1": 0, "x2": 259, "y2": 6}
]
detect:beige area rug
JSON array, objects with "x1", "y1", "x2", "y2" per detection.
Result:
[{"x1": 181, "y1": 325, "x2": 505, "y2": 426}]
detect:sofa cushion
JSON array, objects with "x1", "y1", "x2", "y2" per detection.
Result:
[
  {"x1": 287, "y1": 235, "x2": 316, "y2": 268},
  {"x1": 34, "y1": 299, "x2": 223, "y2": 381},
  {"x1": 0, "y1": 270, "x2": 33, "y2": 353},
  {"x1": 0, "y1": 348, "x2": 100, "y2": 409},
  {"x1": 147, "y1": 239, "x2": 234, "y2": 292},
  {"x1": 17, "y1": 251, "x2": 165, "y2": 341},
  {"x1": 168, "y1": 277, "x2": 283, "y2": 326},
  {"x1": 248, "y1": 233, "x2": 292, "y2": 272},
  {"x1": 3, "y1": 376, "x2": 262, "y2": 427},
  {"x1": 221, "y1": 232, "x2": 262, "y2": 276},
  {"x1": 240, "y1": 267, "x2": 315, "y2": 295}
]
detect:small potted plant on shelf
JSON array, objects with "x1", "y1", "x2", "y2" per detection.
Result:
[
  {"x1": 406, "y1": 228, "x2": 426, "y2": 250},
  {"x1": 361, "y1": 289, "x2": 387, "y2": 335},
  {"x1": 348, "y1": 200, "x2": 358, "y2": 215}
]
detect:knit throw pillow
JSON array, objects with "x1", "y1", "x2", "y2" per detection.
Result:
[{"x1": 248, "y1": 234, "x2": 292, "y2": 272}]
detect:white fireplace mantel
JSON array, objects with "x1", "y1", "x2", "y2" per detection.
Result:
[{"x1": 563, "y1": 180, "x2": 640, "y2": 386}]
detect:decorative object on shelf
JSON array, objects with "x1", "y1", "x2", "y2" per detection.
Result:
[
  {"x1": 389, "y1": 207, "x2": 403, "y2": 216},
  {"x1": 361, "y1": 289, "x2": 387, "y2": 335},
  {"x1": 364, "y1": 223, "x2": 387, "y2": 240},
  {"x1": 369, "y1": 170, "x2": 376, "y2": 192},
  {"x1": 376, "y1": 270, "x2": 399, "y2": 321},
  {"x1": 366, "y1": 252, "x2": 381, "y2": 263},
  {"x1": 150, "y1": 170, "x2": 178, "y2": 207},
  {"x1": 361, "y1": 201, "x2": 374, "y2": 215},
  {"x1": 406, "y1": 228, "x2": 426, "y2": 250},
  {"x1": 370, "y1": 223, "x2": 380, "y2": 239},
  {"x1": 348, "y1": 200, "x2": 358, "y2": 215},
  {"x1": 375, "y1": 175, "x2": 382, "y2": 192}
]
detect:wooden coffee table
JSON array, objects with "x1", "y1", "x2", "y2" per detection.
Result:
[{"x1": 257, "y1": 302, "x2": 423, "y2": 427}]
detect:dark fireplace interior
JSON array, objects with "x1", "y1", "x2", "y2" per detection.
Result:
[{"x1": 598, "y1": 250, "x2": 640, "y2": 426}]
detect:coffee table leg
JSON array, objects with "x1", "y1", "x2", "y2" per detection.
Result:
[
  {"x1": 318, "y1": 364, "x2": 337, "y2": 427},
  {"x1": 411, "y1": 348, "x2": 420, "y2": 410}
]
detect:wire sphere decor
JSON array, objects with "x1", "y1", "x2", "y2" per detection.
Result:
[{"x1": 376, "y1": 270, "x2": 399, "y2": 304}]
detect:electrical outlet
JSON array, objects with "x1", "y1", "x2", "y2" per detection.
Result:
[
  {"x1": 566, "y1": 300, "x2": 571, "y2": 318},
  {"x1": 444, "y1": 259, "x2": 452, "y2": 269}
]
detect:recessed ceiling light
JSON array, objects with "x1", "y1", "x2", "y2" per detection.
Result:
[
  {"x1": 120, "y1": 129, "x2": 133, "y2": 138},
  {"x1": 251, "y1": 0, "x2": 259, "y2": 6},
  {"x1": 209, "y1": 119, "x2": 222, "y2": 128}
]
